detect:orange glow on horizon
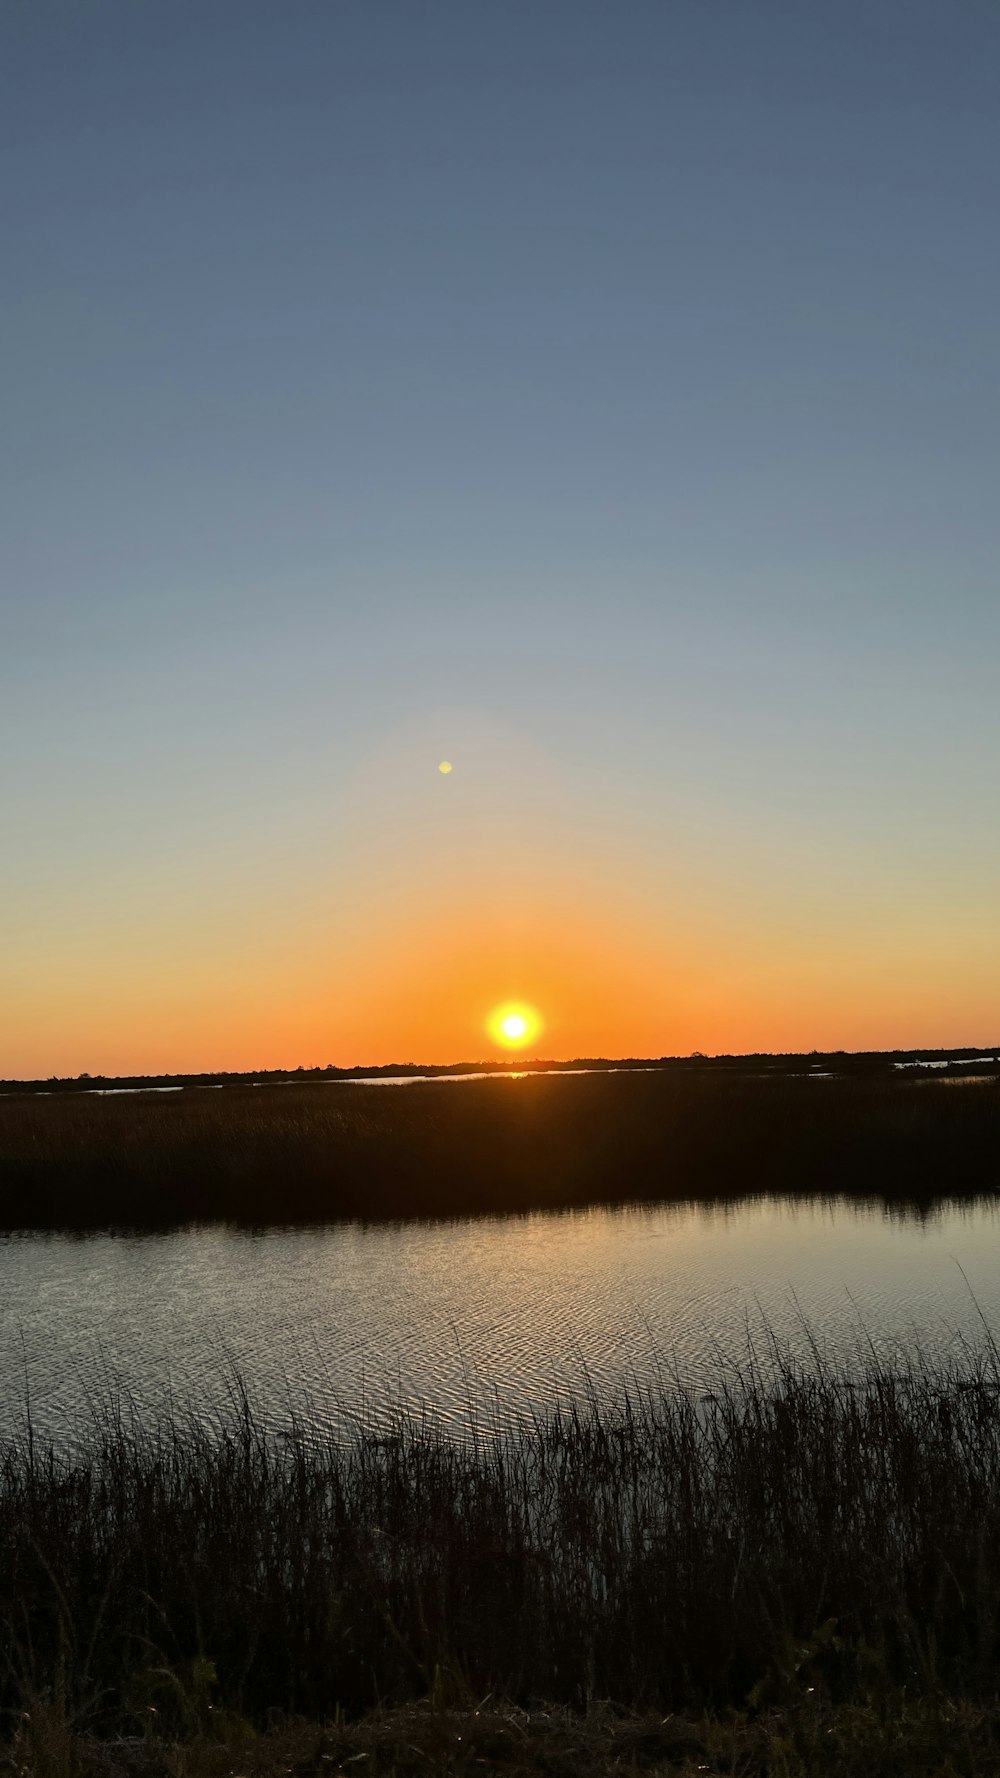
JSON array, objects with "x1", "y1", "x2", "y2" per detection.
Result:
[{"x1": 3, "y1": 758, "x2": 999, "y2": 1079}]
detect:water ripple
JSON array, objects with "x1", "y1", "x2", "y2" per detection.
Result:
[{"x1": 2, "y1": 1196, "x2": 1000, "y2": 1446}]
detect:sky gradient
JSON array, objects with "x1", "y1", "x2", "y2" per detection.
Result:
[{"x1": 3, "y1": 0, "x2": 999, "y2": 1075}]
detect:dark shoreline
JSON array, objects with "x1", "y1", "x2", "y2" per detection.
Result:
[
  {"x1": 1, "y1": 1065, "x2": 999, "y2": 1232},
  {"x1": 3, "y1": 1041, "x2": 999, "y2": 1096}
]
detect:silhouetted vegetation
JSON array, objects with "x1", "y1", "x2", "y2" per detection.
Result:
[
  {"x1": 1, "y1": 1069, "x2": 999, "y2": 1230},
  {"x1": 8, "y1": 1697, "x2": 1000, "y2": 1778},
  {"x1": 3, "y1": 1043, "x2": 997, "y2": 1096},
  {"x1": 4, "y1": 1347, "x2": 1000, "y2": 1759}
]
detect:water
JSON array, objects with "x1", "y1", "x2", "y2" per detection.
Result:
[
  {"x1": 3, "y1": 1194, "x2": 1000, "y2": 1448},
  {"x1": 83, "y1": 1067, "x2": 657, "y2": 1094}
]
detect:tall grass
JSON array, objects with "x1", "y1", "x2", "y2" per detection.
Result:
[
  {"x1": 2, "y1": 1070, "x2": 999, "y2": 1228},
  {"x1": 4, "y1": 1347, "x2": 1000, "y2": 1732}
]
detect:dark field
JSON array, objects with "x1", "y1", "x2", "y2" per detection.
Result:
[
  {"x1": 5, "y1": 1354, "x2": 1000, "y2": 1772},
  {"x1": 1, "y1": 1068, "x2": 999, "y2": 1229}
]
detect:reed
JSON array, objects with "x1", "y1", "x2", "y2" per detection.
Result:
[
  {"x1": 3, "y1": 1345, "x2": 1000, "y2": 1737},
  {"x1": 1, "y1": 1070, "x2": 999, "y2": 1229}
]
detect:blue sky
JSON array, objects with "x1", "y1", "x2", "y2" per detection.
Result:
[{"x1": 3, "y1": 0, "x2": 999, "y2": 1070}]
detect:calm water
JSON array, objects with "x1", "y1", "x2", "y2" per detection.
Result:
[{"x1": 3, "y1": 1195, "x2": 1000, "y2": 1447}]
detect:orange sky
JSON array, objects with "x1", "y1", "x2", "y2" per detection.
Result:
[{"x1": 4, "y1": 719, "x2": 998, "y2": 1076}]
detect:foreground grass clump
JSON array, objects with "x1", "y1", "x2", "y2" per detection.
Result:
[
  {"x1": 8, "y1": 1695, "x2": 1000, "y2": 1778},
  {"x1": 2, "y1": 1070, "x2": 1000, "y2": 1228},
  {"x1": 4, "y1": 1354, "x2": 1000, "y2": 1752}
]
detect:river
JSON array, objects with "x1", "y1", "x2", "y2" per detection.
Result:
[{"x1": 3, "y1": 1192, "x2": 1000, "y2": 1447}]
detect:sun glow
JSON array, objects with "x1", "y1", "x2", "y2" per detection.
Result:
[{"x1": 488, "y1": 1002, "x2": 542, "y2": 1050}]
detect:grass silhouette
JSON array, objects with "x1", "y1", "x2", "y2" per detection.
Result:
[
  {"x1": 1, "y1": 1069, "x2": 998, "y2": 1229},
  {"x1": 3, "y1": 1342, "x2": 1000, "y2": 1740}
]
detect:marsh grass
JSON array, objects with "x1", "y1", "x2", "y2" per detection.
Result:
[
  {"x1": 3, "y1": 1345, "x2": 1000, "y2": 1743},
  {"x1": 1, "y1": 1071, "x2": 999, "y2": 1229},
  {"x1": 8, "y1": 1696, "x2": 1000, "y2": 1778}
]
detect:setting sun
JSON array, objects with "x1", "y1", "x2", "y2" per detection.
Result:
[{"x1": 488, "y1": 1002, "x2": 542, "y2": 1050}]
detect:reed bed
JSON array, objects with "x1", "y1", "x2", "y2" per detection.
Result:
[
  {"x1": 2, "y1": 1070, "x2": 999, "y2": 1229},
  {"x1": 4, "y1": 1348, "x2": 1000, "y2": 1739}
]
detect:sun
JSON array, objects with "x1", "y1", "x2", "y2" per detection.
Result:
[{"x1": 488, "y1": 1002, "x2": 542, "y2": 1050}]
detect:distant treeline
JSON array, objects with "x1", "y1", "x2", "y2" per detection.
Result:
[
  {"x1": 2, "y1": 1043, "x2": 998, "y2": 1095},
  {"x1": 1, "y1": 1067, "x2": 999, "y2": 1230}
]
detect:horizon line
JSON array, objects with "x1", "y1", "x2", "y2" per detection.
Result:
[{"x1": 3, "y1": 1040, "x2": 1000, "y2": 1090}]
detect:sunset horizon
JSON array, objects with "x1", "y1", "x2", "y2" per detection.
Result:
[
  {"x1": 4, "y1": 4, "x2": 1000, "y2": 1753},
  {"x1": 5, "y1": 3, "x2": 999, "y2": 1086},
  {"x1": 6, "y1": 1027, "x2": 1000, "y2": 1086}
]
